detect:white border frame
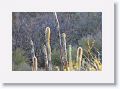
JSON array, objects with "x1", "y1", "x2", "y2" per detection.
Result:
[{"x1": 0, "y1": 0, "x2": 114, "y2": 83}]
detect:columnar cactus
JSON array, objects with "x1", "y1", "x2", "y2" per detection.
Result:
[
  {"x1": 68, "y1": 45, "x2": 73, "y2": 71},
  {"x1": 30, "y1": 40, "x2": 37, "y2": 71},
  {"x1": 43, "y1": 45, "x2": 48, "y2": 70},
  {"x1": 30, "y1": 40, "x2": 35, "y2": 58},
  {"x1": 62, "y1": 33, "x2": 68, "y2": 71},
  {"x1": 45, "y1": 27, "x2": 52, "y2": 71},
  {"x1": 32, "y1": 56, "x2": 38, "y2": 71},
  {"x1": 76, "y1": 47, "x2": 83, "y2": 70}
]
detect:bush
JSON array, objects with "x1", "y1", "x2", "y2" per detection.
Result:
[
  {"x1": 12, "y1": 48, "x2": 31, "y2": 71},
  {"x1": 51, "y1": 48, "x2": 61, "y2": 66}
]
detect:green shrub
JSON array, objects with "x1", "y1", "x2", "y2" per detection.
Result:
[
  {"x1": 51, "y1": 48, "x2": 60, "y2": 66},
  {"x1": 12, "y1": 48, "x2": 31, "y2": 71}
]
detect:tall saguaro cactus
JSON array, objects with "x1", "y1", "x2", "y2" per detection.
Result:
[
  {"x1": 45, "y1": 27, "x2": 52, "y2": 71},
  {"x1": 76, "y1": 47, "x2": 83, "y2": 70},
  {"x1": 62, "y1": 33, "x2": 68, "y2": 71},
  {"x1": 30, "y1": 40, "x2": 37, "y2": 71},
  {"x1": 68, "y1": 45, "x2": 73, "y2": 71}
]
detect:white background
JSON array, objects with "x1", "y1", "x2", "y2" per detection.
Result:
[{"x1": 0, "y1": 0, "x2": 119, "y2": 88}]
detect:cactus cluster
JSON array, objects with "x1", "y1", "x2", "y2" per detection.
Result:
[
  {"x1": 30, "y1": 27, "x2": 101, "y2": 71},
  {"x1": 60, "y1": 32, "x2": 83, "y2": 71}
]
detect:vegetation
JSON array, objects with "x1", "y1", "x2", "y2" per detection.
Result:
[
  {"x1": 12, "y1": 12, "x2": 102, "y2": 71},
  {"x1": 12, "y1": 48, "x2": 31, "y2": 71}
]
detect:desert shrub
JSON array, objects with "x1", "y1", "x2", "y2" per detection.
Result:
[
  {"x1": 51, "y1": 48, "x2": 61, "y2": 66},
  {"x1": 12, "y1": 48, "x2": 31, "y2": 71},
  {"x1": 13, "y1": 62, "x2": 31, "y2": 71},
  {"x1": 78, "y1": 36, "x2": 102, "y2": 71}
]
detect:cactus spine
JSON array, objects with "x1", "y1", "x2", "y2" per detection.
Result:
[
  {"x1": 76, "y1": 47, "x2": 83, "y2": 70},
  {"x1": 62, "y1": 33, "x2": 68, "y2": 71},
  {"x1": 45, "y1": 27, "x2": 52, "y2": 71},
  {"x1": 30, "y1": 40, "x2": 37, "y2": 71},
  {"x1": 68, "y1": 45, "x2": 73, "y2": 71}
]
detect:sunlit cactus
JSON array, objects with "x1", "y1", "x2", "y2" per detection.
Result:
[
  {"x1": 45, "y1": 27, "x2": 52, "y2": 71},
  {"x1": 43, "y1": 45, "x2": 48, "y2": 71},
  {"x1": 76, "y1": 47, "x2": 83, "y2": 70},
  {"x1": 32, "y1": 56, "x2": 38, "y2": 71},
  {"x1": 30, "y1": 40, "x2": 35, "y2": 58},
  {"x1": 68, "y1": 45, "x2": 73, "y2": 71},
  {"x1": 62, "y1": 33, "x2": 68, "y2": 71},
  {"x1": 30, "y1": 40, "x2": 37, "y2": 71}
]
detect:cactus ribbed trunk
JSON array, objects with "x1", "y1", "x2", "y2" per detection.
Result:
[
  {"x1": 62, "y1": 33, "x2": 68, "y2": 71},
  {"x1": 45, "y1": 27, "x2": 52, "y2": 71},
  {"x1": 68, "y1": 45, "x2": 73, "y2": 71},
  {"x1": 30, "y1": 40, "x2": 37, "y2": 71},
  {"x1": 76, "y1": 47, "x2": 83, "y2": 70}
]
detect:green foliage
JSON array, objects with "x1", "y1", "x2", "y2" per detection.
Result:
[
  {"x1": 12, "y1": 48, "x2": 26, "y2": 65},
  {"x1": 51, "y1": 48, "x2": 60, "y2": 66},
  {"x1": 12, "y1": 48, "x2": 31, "y2": 71}
]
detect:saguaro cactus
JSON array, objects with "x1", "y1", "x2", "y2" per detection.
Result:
[
  {"x1": 30, "y1": 40, "x2": 37, "y2": 71},
  {"x1": 62, "y1": 33, "x2": 68, "y2": 71},
  {"x1": 76, "y1": 47, "x2": 83, "y2": 70},
  {"x1": 45, "y1": 27, "x2": 52, "y2": 71},
  {"x1": 68, "y1": 45, "x2": 73, "y2": 71}
]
